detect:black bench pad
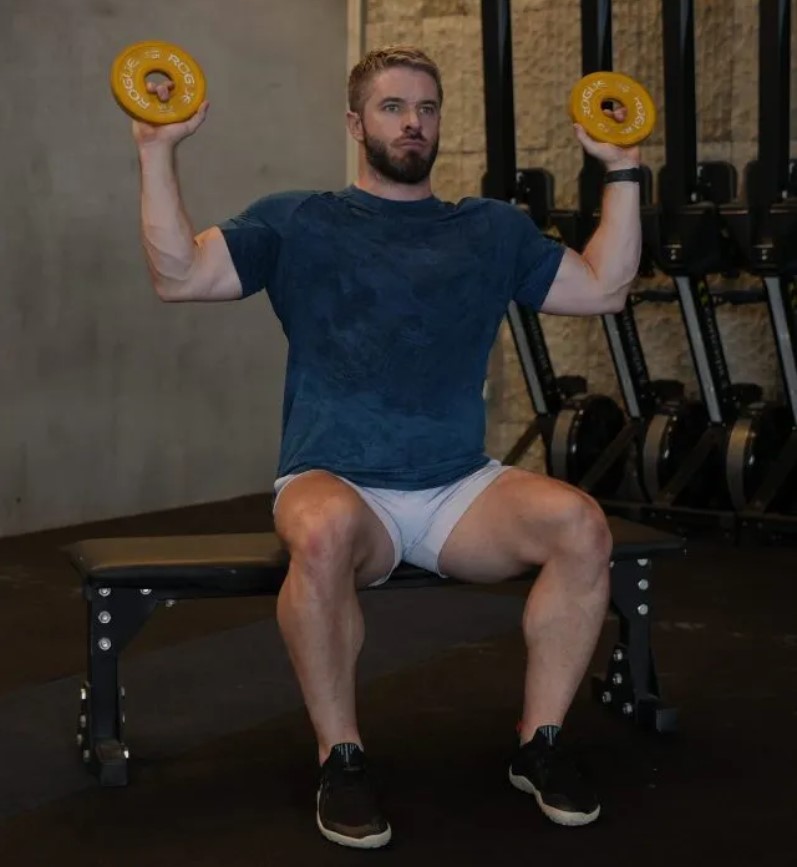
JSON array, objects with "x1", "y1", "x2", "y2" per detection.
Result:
[{"x1": 66, "y1": 516, "x2": 684, "y2": 594}]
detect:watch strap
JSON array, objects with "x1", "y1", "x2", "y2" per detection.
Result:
[{"x1": 604, "y1": 168, "x2": 643, "y2": 184}]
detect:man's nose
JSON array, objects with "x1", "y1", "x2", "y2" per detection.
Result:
[{"x1": 402, "y1": 108, "x2": 421, "y2": 130}]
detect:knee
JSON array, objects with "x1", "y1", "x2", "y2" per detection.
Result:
[
  {"x1": 279, "y1": 491, "x2": 362, "y2": 576},
  {"x1": 556, "y1": 492, "x2": 613, "y2": 567}
]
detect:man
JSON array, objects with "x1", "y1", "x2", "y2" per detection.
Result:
[{"x1": 134, "y1": 45, "x2": 641, "y2": 849}]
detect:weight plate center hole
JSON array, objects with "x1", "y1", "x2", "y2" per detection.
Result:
[
  {"x1": 145, "y1": 70, "x2": 175, "y2": 100},
  {"x1": 601, "y1": 98, "x2": 627, "y2": 122}
]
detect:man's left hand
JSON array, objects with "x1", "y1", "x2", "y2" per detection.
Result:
[{"x1": 573, "y1": 104, "x2": 641, "y2": 170}]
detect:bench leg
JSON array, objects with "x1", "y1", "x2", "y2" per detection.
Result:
[
  {"x1": 592, "y1": 558, "x2": 678, "y2": 733},
  {"x1": 78, "y1": 587, "x2": 157, "y2": 786}
]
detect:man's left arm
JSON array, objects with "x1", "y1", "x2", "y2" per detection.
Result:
[{"x1": 541, "y1": 126, "x2": 642, "y2": 316}]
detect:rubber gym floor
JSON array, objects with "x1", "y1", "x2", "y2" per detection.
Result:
[{"x1": 0, "y1": 495, "x2": 795, "y2": 866}]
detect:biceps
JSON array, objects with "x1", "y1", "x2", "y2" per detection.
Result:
[
  {"x1": 539, "y1": 248, "x2": 615, "y2": 315},
  {"x1": 194, "y1": 227, "x2": 244, "y2": 301}
]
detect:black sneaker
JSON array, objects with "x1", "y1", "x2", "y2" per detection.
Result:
[
  {"x1": 316, "y1": 743, "x2": 391, "y2": 848},
  {"x1": 508, "y1": 726, "x2": 600, "y2": 826}
]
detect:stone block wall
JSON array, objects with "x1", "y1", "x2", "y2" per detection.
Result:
[{"x1": 364, "y1": 0, "x2": 793, "y2": 474}]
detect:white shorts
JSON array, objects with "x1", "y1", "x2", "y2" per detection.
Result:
[{"x1": 272, "y1": 459, "x2": 509, "y2": 586}]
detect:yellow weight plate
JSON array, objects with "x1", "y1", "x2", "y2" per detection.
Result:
[
  {"x1": 569, "y1": 71, "x2": 656, "y2": 147},
  {"x1": 110, "y1": 40, "x2": 206, "y2": 125}
]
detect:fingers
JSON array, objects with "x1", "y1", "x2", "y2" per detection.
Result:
[
  {"x1": 185, "y1": 101, "x2": 210, "y2": 133},
  {"x1": 138, "y1": 84, "x2": 206, "y2": 133},
  {"x1": 130, "y1": 99, "x2": 209, "y2": 148},
  {"x1": 573, "y1": 122, "x2": 604, "y2": 156},
  {"x1": 572, "y1": 123, "x2": 591, "y2": 149},
  {"x1": 601, "y1": 102, "x2": 627, "y2": 122},
  {"x1": 145, "y1": 79, "x2": 176, "y2": 102},
  {"x1": 572, "y1": 122, "x2": 640, "y2": 164}
]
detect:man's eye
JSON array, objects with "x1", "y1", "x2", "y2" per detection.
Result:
[
  {"x1": 420, "y1": 105, "x2": 437, "y2": 115},
  {"x1": 384, "y1": 103, "x2": 400, "y2": 111}
]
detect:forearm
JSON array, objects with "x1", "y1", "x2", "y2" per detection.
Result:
[
  {"x1": 138, "y1": 145, "x2": 199, "y2": 295},
  {"x1": 581, "y1": 171, "x2": 642, "y2": 302}
]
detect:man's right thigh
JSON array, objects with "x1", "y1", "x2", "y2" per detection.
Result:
[{"x1": 273, "y1": 470, "x2": 398, "y2": 588}]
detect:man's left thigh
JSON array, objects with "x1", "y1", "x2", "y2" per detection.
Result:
[{"x1": 436, "y1": 467, "x2": 606, "y2": 583}]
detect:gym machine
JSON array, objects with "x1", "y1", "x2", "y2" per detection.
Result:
[
  {"x1": 546, "y1": 0, "x2": 714, "y2": 512},
  {"x1": 481, "y1": 0, "x2": 725, "y2": 512},
  {"x1": 721, "y1": 0, "x2": 797, "y2": 536},
  {"x1": 481, "y1": 0, "x2": 788, "y2": 533},
  {"x1": 634, "y1": 0, "x2": 791, "y2": 532},
  {"x1": 480, "y1": 0, "x2": 627, "y2": 498}
]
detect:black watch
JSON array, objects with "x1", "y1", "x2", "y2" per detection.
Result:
[{"x1": 604, "y1": 168, "x2": 643, "y2": 184}]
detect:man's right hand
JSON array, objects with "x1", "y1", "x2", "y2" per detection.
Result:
[{"x1": 132, "y1": 80, "x2": 210, "y2": 149}]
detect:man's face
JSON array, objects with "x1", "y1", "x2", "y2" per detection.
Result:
[{"x1": 354, "y1": 67, "x2": 441, "y2": 185}]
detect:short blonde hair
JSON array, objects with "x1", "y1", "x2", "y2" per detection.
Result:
[{"x1": 348, "y1": 45, "x2": 444, "y2": 114}]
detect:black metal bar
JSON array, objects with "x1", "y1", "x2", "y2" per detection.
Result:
[
  {"x1": 506, "y1": 302, "x2": 563, "y2": 412},
  {"x1": 656, "y1": 4, "x2": 740, "y2": 429},
  {"x1": 592, "y1": 559, "x2": 677, "y2": 732},
  {"x1": 578, "y1": 420, "x2": 643, "y2": 492},
  {"x1": 756, "y1": 0, "x2": 791, "y2": 209},
  {"x1": 579, "y1": 0, "x2": 613, "y2": 218},
  {"x1": 655, "y1": 423, "x2": 727, "y2": 506},
  {"x1": 602, "y1": 305, "x2": 657, "y2": 419},
  {"x1": 660, "y1": 0, "x2": 698, "y2": 211},
  {"x1": 613, "y1": 561, "x2": 659, "y2": 701},
  {"x1": 580, "y1": 0, "x2": 613, "y2": 71},
  {"x1": 84, "y1": 589, "x2": 157, "y2": 784},
  {"x1": 764, "y1": 276, "x2": 797, "y2": 422},
  {"x1": 723, "y1": 2, "x2": 792, "y2": 271},
  {"x1": 481, "y1": 0, "x2": 517, "y2": 201},
  {"x1": 674, "y1": 276, "x2": 735, "y2": 421},
  {"x1": 87, "y1": 622, "x2": 120, "y2": 742},
  {"x1": 739, "y1": 508, "x2": 797, "y2": 541},
  {"x1": 502, "y1": 418, "x2": 544, "y2": 466},
  {"x1": 755, "y1": 2, "x2": 797, "y2": 274}
]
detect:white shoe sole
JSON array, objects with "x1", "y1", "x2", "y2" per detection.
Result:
[
  {"x1": 508, "y1": 769, "x2": 601, "y2": 827},
  {"x1": 316, "y1": 811, "x2": 392, "y2": 848},
  {"x1": 316, "y1": 792, "x2": 392, "y2": 849}
]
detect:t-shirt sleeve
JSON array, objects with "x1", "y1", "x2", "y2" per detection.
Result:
[
  {"x1": 505, "y1": 205, "x2": 566, "y2": 311},
  {"x1": 217, "y1": 191, "x2": 314, "y2": 299}
]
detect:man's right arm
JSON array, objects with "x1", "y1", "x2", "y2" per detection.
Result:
[{"x1": 139, "y1": 143, "x2": 242, "y2": 303}]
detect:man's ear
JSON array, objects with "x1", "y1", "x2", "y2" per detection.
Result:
[{"x1": 346, "y1": 110, "x2": 365, "y2": 143}]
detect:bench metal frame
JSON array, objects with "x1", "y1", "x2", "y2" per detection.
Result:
[{"x1": 68, "y1": 523, "x2": 683, "y2": 786}]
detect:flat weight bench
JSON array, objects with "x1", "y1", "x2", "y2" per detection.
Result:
[{"x1": 66, "y1": 516, "x2": 685, "y2": 786}]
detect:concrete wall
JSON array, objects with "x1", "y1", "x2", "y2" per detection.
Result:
[
  {"x1": 0, "y1": 0, "x2": 349, "y2": 537},
  {"x1": 364, "y1": 0, "x2": 796, "y2": 474}
]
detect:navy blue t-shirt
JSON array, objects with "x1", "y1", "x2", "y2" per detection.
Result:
[{"x1": 218, "y1": 185, "x2": 564, "y2": 490}]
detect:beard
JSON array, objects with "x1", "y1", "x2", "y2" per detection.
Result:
[{"x1": 363, "y1": 125, "x2": 439, "y2": 185}]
